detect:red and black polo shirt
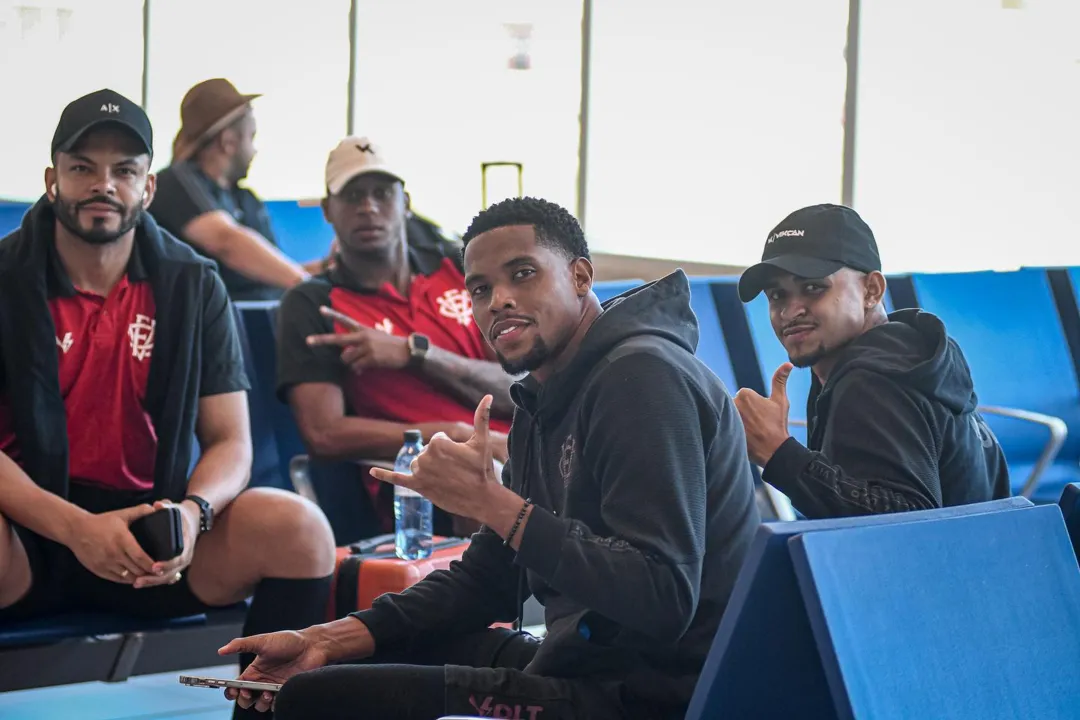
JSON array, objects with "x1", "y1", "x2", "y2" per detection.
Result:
[
  {"x1": 0, "y1": 257, "x2": 159, "y2": 492},
  {"x1": 275, "y1": 251, "x2": 512, "y2": 436}
]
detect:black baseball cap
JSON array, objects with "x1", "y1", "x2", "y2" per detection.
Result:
[
  {"x1": 738, "y1": 203, "x2": 881, "y2": 302},
  {"x1": 51, "y1": 89, "x2": 153, "y2": 158}
]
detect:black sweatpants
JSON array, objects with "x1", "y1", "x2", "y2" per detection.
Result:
[{"x1": 273, "y1": 629, "x2": 628, "y2": 720}]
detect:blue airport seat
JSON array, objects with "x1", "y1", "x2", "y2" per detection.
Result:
[
  {"x1": 0, "y1": 201, "x2": 28, "y2": 238},
  {"x1": 234, "y1": 301, "x2": 308, "y2": 491},
  {"x1": 909, "y1": 270, "x2": 1078, "y2": 500},
  {"x1": 790, "y1": 504, "x2": 1080, "y2": 719},
  {"x1": 263, "y1": 200, "x2": 335, "y2": 263},
  {"x1": 685, "y1": 277, "x2": 739, "y2": 392},
  {"x1": 686, "y1": 496, "x2": 1032, "y2": 720},
  {"x1": 231, "y1": 302, "x2": 291, "y2": 490},
  {"x1": 0, "y1": 603, "x2": 248, "y2": 691}
]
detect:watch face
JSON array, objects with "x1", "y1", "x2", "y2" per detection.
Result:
[{"x1": 412, "y1": 334, "x2": 430, "y2": 352}]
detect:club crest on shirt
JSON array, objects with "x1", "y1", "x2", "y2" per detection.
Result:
[
  {"x1": 128, "y1": 314, "x2": 155, "y2": 361},
  {"x1": 436, "y1": 288, "x2": 473, "y2": 327}
]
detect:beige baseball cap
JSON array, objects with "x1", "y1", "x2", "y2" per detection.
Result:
[{"x1": 325, "y1": 136, "x2": 404, "y2": 195}]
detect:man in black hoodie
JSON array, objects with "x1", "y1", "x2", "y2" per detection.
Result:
[
  {"x1": 734, "y1": 203, "x2": 1010, "y2": 518},
  {"x1": 221, "y1": 197, "x2": 760, "y2": 719}
]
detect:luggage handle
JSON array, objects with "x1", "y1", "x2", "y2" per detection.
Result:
[
  {"x1": 480, "y1": 161, "x2": 523, "y2": 209},
  {"x1": 347, "y1": 535, "x2": 467, "y2": 557}
]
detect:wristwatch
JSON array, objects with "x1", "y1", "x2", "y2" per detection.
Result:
[
  {"x1": 184, "y1": 495, "x2": 213, "y2": 534},
  {"x1": 407, "y1": 333, "x2": 430, "y2": 368}
]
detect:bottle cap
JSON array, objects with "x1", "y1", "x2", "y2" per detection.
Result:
[{"x1": 403, "y1": 429, "x2": 422, "y2": 444}]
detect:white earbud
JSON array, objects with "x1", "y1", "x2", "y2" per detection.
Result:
[{"x1": 51, "y1": 183, "x2": 58, "y2": 196}]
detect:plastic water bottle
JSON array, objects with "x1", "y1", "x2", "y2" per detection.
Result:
[{"x1": 394, "y1": 430, "x2": 433, "y2": 560}]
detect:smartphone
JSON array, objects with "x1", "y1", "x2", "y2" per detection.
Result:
[
  {"x1": 179, "y1": 675, "x2": 282, "y2": 693},
  {"x1": 130, "y1": 507, "x2": 183, "y2": 561}
]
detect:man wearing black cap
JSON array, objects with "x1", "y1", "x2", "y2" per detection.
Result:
[
  {"x1": 734, "y1": 203, "x2": 1009, "y2": 518},
  {"x1": 149, "y1": 78, "x2": 319, "y2": 301},
  {"x1": 0, "y1": 89, "x2": 336, "y2": 719}
]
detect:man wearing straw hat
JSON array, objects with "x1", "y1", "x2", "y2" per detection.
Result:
[{"x1": 150, "y1": 78, "x2": 323, "y2": 301}]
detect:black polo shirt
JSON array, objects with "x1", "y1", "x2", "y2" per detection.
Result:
[{"x1": 150, "y1": 160, "x2": 283, "y2": 302}]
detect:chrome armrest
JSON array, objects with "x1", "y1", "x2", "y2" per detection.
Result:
[
  {"x1": 976, "y1": 405, "x2": 1067, "y2": 499},
  {"x1": 288, "y1": 454, "x2": 395, "y2": 507}
]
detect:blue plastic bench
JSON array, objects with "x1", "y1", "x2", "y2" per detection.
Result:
[
  {"x1": 0, "y1": 603, "x2": 247, "y2": 692},
  {"x1": 908, "y1": 270, "x2": 1075, "y2": 500},
  {"x1": 687, "y1": 496, "x2": 1031, "y2": 719},
  {"x1": 791, "y1": 504, "x2": 1080, "y2": 719}
]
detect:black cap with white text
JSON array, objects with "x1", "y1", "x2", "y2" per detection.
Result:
[
  {"x1": 738, "y1": 203, "x2": 881, "y2": 302},
  {"x1": 51, "y1": 89, "x2": 153, "y2": 158}
]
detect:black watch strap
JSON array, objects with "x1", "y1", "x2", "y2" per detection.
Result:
[{"x1": 184, "y1": 494, "x2": 213, "y2": 534}]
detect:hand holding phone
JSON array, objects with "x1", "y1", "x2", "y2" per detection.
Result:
[{"x1": 129, "y1": 506, "x2": 184, "y2": 562}]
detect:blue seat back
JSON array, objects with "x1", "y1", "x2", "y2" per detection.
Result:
[
  {"x1": 231, "y1": 303, "x2": 288, "y2": 489},
  {"x1": 686, "y1": 278, "x2": 739, "y2": 392},
  {"x1": 0, "y1": 201, "x2": 28, "y2": 238},
  {"x1": 263, "y1": 200, "x2": 335, "y2": 262},
  {"x1": 685, "y1": 496, "x2": 1032, "y2": 720},
  {"x1": 234, "y1": 301, "x2": 307, "y2": 490},
  {"x1": 791, "y1": 505, "x2": 1080, "y2": 719},
  {"x1": 910, "y1": 270, "x2": 1080, "y2": 468}
]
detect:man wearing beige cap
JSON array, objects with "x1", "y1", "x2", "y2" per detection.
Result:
[
  {"x1": 275, "y1": 136, "x2": 513, "y2": 537},
  {"x1": 150, "y1": 78, "x2": 320, "y2": 301}
]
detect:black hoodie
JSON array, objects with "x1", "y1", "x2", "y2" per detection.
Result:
[
  {"x1": 352, "y1": 270, "x2": 760, "y2": 716},
  {"x1": 763, "y1": 309, "x2": 1011, "y2": 518}
]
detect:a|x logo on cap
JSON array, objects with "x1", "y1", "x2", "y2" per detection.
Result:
[{"x1": 356, "y1": 143, "x2": 374, "y2": 154}]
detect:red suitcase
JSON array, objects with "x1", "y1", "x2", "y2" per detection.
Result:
[{"x1": 327, "y1": 534, "x2": 471, "y2": 620}]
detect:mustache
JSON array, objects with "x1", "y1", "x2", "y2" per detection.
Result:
[{"x1": 76, "y1": 196, "x2": 125, "y2": 212}]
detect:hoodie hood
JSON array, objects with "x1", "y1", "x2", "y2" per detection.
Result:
[
  {"x1": 511, "y1": 270, "x2": 699, "y2": 419},
  {"x1": 822, "y1": 308, "x2": 977, "y2": 414}
]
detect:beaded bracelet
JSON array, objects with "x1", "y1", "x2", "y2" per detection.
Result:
[{"x1": 505, "y1": 498, "x2": 532, "y2": 547}]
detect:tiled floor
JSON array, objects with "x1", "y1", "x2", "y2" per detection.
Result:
[{"x1": 0, "y1": 665, "x2": 236, "y2": 720}]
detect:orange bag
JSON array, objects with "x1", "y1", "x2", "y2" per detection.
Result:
[{"x1": 326, "y1": 535, "x2": 470, "y2": 620}]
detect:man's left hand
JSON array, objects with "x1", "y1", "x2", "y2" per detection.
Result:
[
  {"x1": 734, "y1": 362, "x2": 794, "y2": 467},
  {"x1": 370, "y1": 395, "x2": 502, "y2": 522},
  {"x1": 133, "y1": 499, "x2": 197, "y2": 589},
  {"x1": 307, "y1": 306, "x2": 410, "y2": 373}
]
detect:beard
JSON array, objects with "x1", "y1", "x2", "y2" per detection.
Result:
[
  {"x1": 789, "y1": 344, "x2": 827, "y2": 368},
  {"x1": 53, "y1": 192, "x2": 142, "y2": 246},
  {"x1": 227, "y1": 152, "x2": 252, "y2": 184},
  {"x1": 495, "y1": 335, "x2": 552, "y2": 376}
]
